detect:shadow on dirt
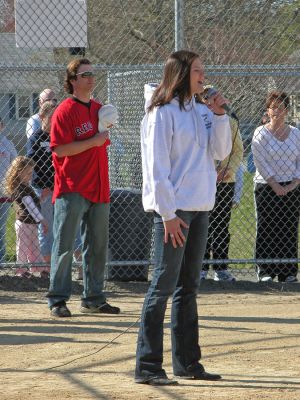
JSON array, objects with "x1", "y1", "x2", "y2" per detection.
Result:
[{"x1": 1, "y1": 275, "x2": 299, "y2": 295}]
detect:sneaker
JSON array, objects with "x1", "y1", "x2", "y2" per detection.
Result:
[
  {"x1": 174, "y1": 363, "x2": 222, "y2": 381},
  {"x1": 40, "y1": 270, "x2": 50, "y2": 279},
  {"x1": 15, "y1": 268, "x2": 32, "y2": 278},
  {"x1": 259, "y1": 276, "x2": 273, "y2": 282},
  {"x1": 214, "y1": 270, "x2": 236, "y2": 282},
  {"x1": 80, "y1": 301, "x2": 120, "y2": 314},
  {"x1": 200, "y1": 270, "x2": 208, "y2": 280},
  {"x1": 50, "y1": 301, "x2": 72, "y2": 318},
  {"x1": 175, "y1": 370, "x2": 222, "y2": 380},
  {"x1": 135, "y1": 376, "x2": 178, "y2": 386},
  {"x1": 30, "y1": 266, "x2": 50, "y2": 275},
  {"x1": 284, "y1": 275, "x2": 298, "y2": 283}
]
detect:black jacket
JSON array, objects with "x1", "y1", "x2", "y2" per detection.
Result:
[{"x1": 27, "y1": 128, "x2": 54, "y2": 189}]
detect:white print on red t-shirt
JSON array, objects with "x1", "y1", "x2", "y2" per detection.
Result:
[{"x1": 75, "y1": 121, "x2": 93, "y2": 137}]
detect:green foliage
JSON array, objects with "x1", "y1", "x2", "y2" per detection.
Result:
[{"x1": 229, "y1": 172, "x2": 256, "y2": 265}]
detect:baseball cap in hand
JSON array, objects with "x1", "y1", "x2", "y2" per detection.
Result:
[{"x1": 98, "y1": 104, "x2": 118, "y2": 132}]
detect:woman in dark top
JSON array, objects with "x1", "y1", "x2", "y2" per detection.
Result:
[
  {"x1": 27, "y1": 102, "x2": 55, "y2": 264},
  {"x1": 252, "y1": 91, "x2": 300, "y2": 283}
]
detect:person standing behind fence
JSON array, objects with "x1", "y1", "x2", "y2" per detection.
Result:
[
  {"x1": 5, "y1": 156, "x2": 48, "y2": 277},
  {"x1": 135, "y1": 50, "x2": 232, "y2": 386},
  {"x1": 26, "y1": 89, "x2": 57, "y2": 139},
  {"x1": 46, "y1": 58, "x2": 120, "y2": 318},
  {"x1": 252, "y1": 91, "x2": 300, "y2": 283},
  {"x1": 200, "y1": 88, "x2": 243, "y2": 281},
  {"x1": 27, "y1": 101, "x2": 56, "y2": 273},
  {"x1": 0, "y1": 117, "x2": 17, "y2": 264}
]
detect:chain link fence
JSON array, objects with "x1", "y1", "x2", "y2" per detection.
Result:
[{"x1": 0, "y1": 0, "x2": 299, "y2": 282}]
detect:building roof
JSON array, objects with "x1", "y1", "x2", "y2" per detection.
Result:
[{"x1": 0, "y1": 33, "x2": 60, "y2": 92}]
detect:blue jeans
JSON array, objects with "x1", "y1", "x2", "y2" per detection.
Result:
[
  {"x1": 34, "y1": 188, "x2": 54, "y2": 258},
  {"x1": 47, "y1": 193, "x2": 109, "y2": 307},
  {"x1": 0, "y1": 202, "x2": 11, "y2": 264},
  {"x1": 135, "y1": 210, "x2": 209, "y2": 379}
]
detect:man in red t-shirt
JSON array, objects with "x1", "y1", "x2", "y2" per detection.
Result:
[{"x1": 47, "y1": 58, "x2": 120, "y2": 318}]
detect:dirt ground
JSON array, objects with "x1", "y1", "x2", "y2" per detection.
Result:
[{"x1": 0, "y1": 276, "x2": 300, "y2": 400}]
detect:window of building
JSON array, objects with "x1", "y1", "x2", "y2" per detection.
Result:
[
  {"x1": 8, "y1": 93, "x2": 39, "y2": 120},
  {"x1": 17, "y1": 95, "x2": 31, "y2": 119}
]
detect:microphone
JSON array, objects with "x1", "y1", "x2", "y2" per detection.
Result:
[{"x1": 202, "y1": 86, "x2": 238, "y2": 120}]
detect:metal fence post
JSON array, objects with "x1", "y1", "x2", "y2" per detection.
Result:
[{"x1": 175, "y1": 0, "x2": 184, "y2": 51}]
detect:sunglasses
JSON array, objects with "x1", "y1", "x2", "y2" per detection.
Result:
[{"x1": 76, "y1": 71, "x2": 95, "y2": 78}]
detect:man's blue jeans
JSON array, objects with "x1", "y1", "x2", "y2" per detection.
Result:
[
  {"x1": 135, "y1": 210, "x2": 209, "y2": 379},
  {"x1": 47, "y1": 193, "x2": 109, "y2": 308}
]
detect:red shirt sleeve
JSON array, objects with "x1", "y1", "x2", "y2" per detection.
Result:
[{"x1": 50, "y1": 101, "x2": 75, "y2": 149}]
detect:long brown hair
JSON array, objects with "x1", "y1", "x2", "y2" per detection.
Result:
[
  {"x1": 5, "y1": 156, "x2": 35, "y2": 196},
  {"x1": 148, "y1": 50, "x2": 200, "y2": 112}
]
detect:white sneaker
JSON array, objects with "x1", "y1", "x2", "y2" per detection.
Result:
[
  {"x1": 259, "y1": 276, "x2": 273, "y2": 282},
  {"x1": 200, "y1": 270, "x2": 208, "y2": 280},
  {"x1": 214, "y1": 270, "x2": 236, "y2": 282},
  {"x1": 284, "y1": 275, "x2": 298, "y2": 283}
]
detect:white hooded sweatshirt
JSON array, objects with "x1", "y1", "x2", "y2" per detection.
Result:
[{"x1": 141, "y1": 84, "x2": 232, "y2": 221}]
